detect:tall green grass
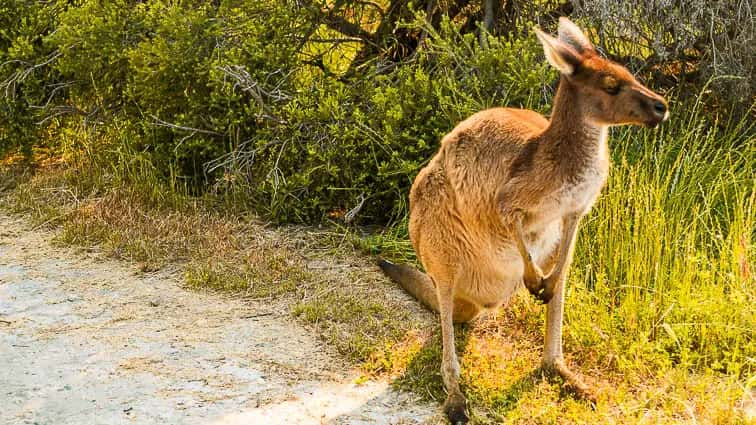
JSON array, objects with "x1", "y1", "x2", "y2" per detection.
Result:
[{"x1": 568, "y1": 96, "x2": 755, "y2": 376}]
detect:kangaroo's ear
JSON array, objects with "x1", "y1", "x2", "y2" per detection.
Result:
[
  {"x1": 557, "y1": 17, "x2": 595, "y2": 54},
  {"x1": 534, "y1": 27, "x2": 582, "y2": 75}
]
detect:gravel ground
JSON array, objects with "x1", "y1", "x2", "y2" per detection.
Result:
[{"x1": 0, "y1": 213, "x2": 441, "y2": 425}]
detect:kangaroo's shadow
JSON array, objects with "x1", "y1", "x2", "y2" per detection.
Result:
[{"x1": 389, "y1": 321, "x2": 547, "y2": 422}]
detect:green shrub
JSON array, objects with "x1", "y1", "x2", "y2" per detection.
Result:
[
  {"x1": 0, "y1": 0, "x2": 62, "y2": 158},
  {"x1": 0, "y1": 0, "x2": 750, "y2": 231},
  {"x1": 231, "y1": 18, "x2": 552, "y2": 222},
  {"x1": 52, "y1": 0, "x2": 145, "y2": 111}
]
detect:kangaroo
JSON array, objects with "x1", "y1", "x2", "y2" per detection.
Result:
[{"x1": 379, "y1": 18, "x2": 668, "y2": 424}]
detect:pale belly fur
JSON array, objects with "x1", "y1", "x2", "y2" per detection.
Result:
[
  {"x1": 458, "y1": 166, "x2": 605, "y2": 309},
  {"x1": 447, "y1": 133, "x2": 607, "y2": 310},
  {"x1": 456, "y1": 219, "x2": 562, "y2": 309}
]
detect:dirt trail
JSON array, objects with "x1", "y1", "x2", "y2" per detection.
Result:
[{"x1": 0, "y1": 213, "x2": 439, "y2": 425}]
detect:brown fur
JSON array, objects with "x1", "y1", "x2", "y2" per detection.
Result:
[{"x1": 379, "y1": 18, "x2": 668, "y2": 424}]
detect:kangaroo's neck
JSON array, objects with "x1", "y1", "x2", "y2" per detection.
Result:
[{"x1": 540, "y1": 77, "x2": 608, "y2": 172}]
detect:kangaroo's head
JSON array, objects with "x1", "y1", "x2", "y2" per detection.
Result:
[{"x1": 535, "y1": 18, "x2": 669, "y2": 128}]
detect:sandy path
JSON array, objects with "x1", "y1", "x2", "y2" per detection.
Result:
[{"x1": 0, "y1": 213, "x2": 439, "y2": 425}]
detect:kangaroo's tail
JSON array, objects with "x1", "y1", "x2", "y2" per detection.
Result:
[{"x1": 378, "y1": 259, "x2": 438, "y2": 312}]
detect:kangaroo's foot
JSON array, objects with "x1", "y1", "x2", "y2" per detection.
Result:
[
  {"x1": 542, "y1": 358, "x2": 596, "y2": 405},
  {"x1": 443, "y1": 392, "x2": 469, "y2": 424}
]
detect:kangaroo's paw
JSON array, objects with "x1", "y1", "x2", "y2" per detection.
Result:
[
  {"x1": 535, "y1": 277, "x2": 556, "y2": 304},
  {"x1": 522, "y1": 267, "x2": 545, "y2": 297},
  {"x1": 443, "y1": 393, "x2": 469, "y2": 424},
  {"x1": 525, "y1": 276, "x2": 554, "y2": 304}
]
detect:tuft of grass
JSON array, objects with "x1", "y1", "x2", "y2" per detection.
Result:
[
  {"x1": 0, "y1": 157, "x2": 432, "y2": 371},
  {"x1": 293, "y1": 288, "x2": 420, "y2": 361},
  {"x1": 185, "y1": 250, "x2": 309, "y2": 297}
]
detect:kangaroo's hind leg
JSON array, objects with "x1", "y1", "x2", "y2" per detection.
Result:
[
  {"x1": 537, "y1": 213, "x2": 595, "y2": 402},
  {"x1": 435, "y1": 277, "x2": 478, "y2": 424},
  {"x1": 542, "y1": 272, "x2": 596, "y2": 403}
]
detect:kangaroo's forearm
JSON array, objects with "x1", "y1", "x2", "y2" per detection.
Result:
[{"x1": 547, "y1": 213, "x2": 581, "y2": 283}]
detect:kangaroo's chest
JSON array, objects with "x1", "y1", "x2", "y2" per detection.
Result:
[
  {"x1": 527, "y1": 132, "x2": 610, "y2": 229},
  {"x1": 528, "y1": 166, "x2": 607, "y2": 230},
  {"x1": 560, "y1": 167, "x2": 607, "y2": 211}
]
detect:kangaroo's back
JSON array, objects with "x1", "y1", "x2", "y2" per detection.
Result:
[
  {"x1": 408, "y1": 107, "x2": 549, "y2": 250},
  {"x1": 390, "y1": 107, "x2": 549, "y2": 317}
]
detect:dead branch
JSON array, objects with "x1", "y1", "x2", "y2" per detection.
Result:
[
  {"x1": 148, "y1": 115, "x2": 224, "y2": 137},
  {"x1": 0, "y1": 51, "x2": 62, "y2": 99},
  {"x1": 215, "y1": 65, "x2": 290, "y2": 124}
]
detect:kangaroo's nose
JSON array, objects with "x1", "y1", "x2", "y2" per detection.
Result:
[{"x1": 652, "y1": 100, "x2": 667, "y2": 116}]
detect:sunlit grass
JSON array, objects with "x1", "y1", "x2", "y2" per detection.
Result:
[{"x1": 570, "y1": 98, "x2": 755, "y2": 377}]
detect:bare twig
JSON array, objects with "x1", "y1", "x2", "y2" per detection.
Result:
[
  {"x1": 29, "y1": 81, "x2": 76, "y2": 110},
  {"x1": 215, "y1": 65, "x2": 291, "y2": 124},
  {"x1": 304, "y1": 37, "x2": 364, "y2": 43},
  {"x1": 1, "y1": 51, "x2": 62, "y2": 99},
  {"x1": 204, "y1": 138, "x2": 282, "y2": 175},
  {"x1": 148, "y1": 115, "x2": 223, "y2": 136},
  {"x1": 35, "y1": 105, "x2": 86, "y2": 126},
  {"x1": 31, "y1": 209, "x2": 77, "y2": 230},
  {"x1": 240, "y1": 312, "x2": 275, "y2": 319},
  {"x1": 344, "y1": 193, "x2": 366, "y2": 223}
]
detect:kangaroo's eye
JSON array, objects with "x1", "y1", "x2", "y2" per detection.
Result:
[
  {"x1": 602, "y1": 76, "x2": 621, "y2": 95},
  {"x1": 604, "y1": 85, "x2": 621, "y2": 95}
]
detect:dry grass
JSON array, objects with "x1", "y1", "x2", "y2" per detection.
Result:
[{"x1": 0, "y1": 163, "x2": 432, "y2": 362}]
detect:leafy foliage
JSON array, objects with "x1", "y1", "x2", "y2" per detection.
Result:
[
  {"x1": 572, "y1": 0, "x2": 755, "y2": 104},
  {"x1": 1, "y1": 0, "x2": 752, "y2": 218},
  {"x1": 0, "y1": 0, "x2": 62, "y2": 158},
  {"x1": 236, "y1": 20, "x2": 550, "y2": 222}
]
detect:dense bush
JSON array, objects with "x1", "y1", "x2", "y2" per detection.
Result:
[
  {"x1": 226, "y1": 21, "x2": 551, "y2": 222},
  {"x1": 0, "y1": 1, "x2": 752, "y2": 221},
  {"x1": 0, "y1": 1, "x2": 551, "y2": 221},
  {"x1": 46, "y1": 1, "x2": 305, "y2": 185},
  {"x1": 0, "y1": 0, "x2": 62, "y2": 158},
  {"x1": 572, "y1": 0, "x2": 755, "y2": 104}
]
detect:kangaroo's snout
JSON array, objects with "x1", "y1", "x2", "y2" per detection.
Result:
[{"x1": 645, "y1": 97, "x2": 669, "y2": 128}]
